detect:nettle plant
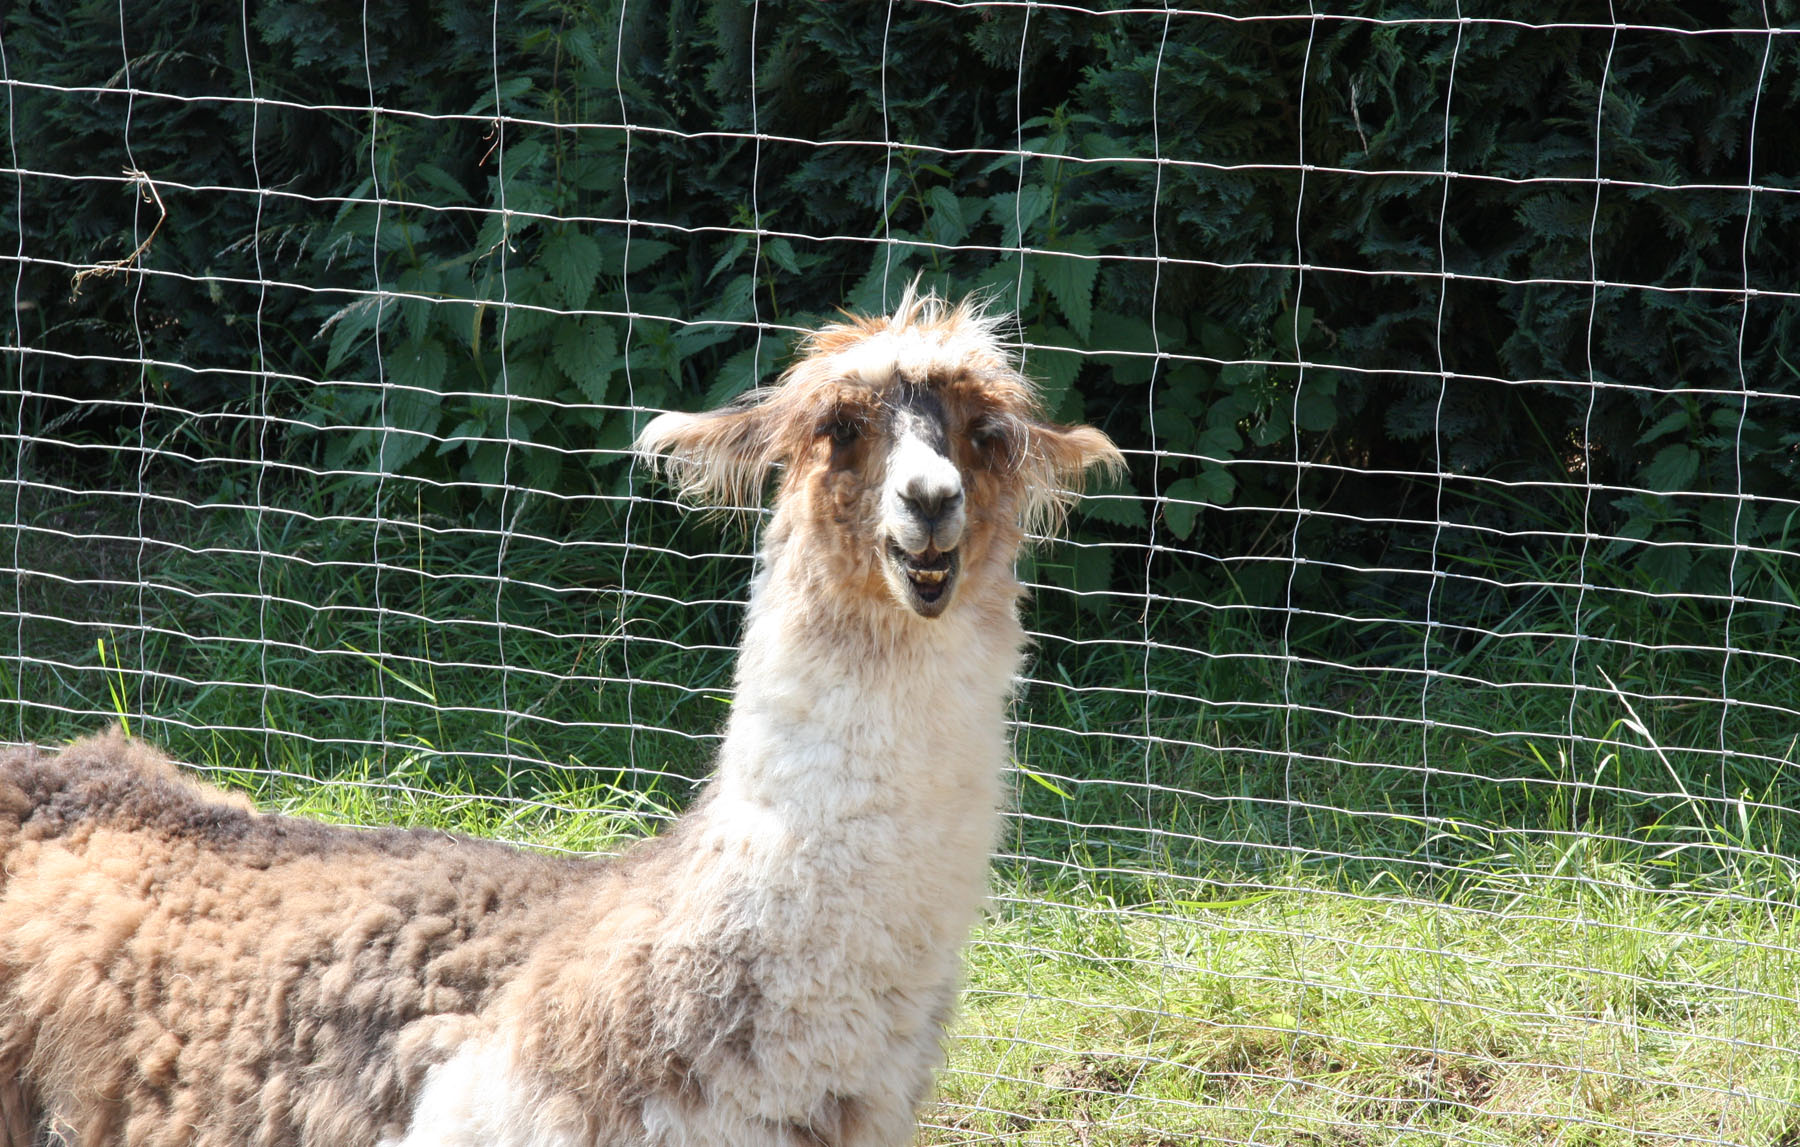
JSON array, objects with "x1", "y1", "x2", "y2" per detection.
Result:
[
  {"x1": 312, "y1": 126, "x2": 686, "y2": 503},
  {"x1": 290, "y1": 7, "x2": 1352, "y2": 606},
  {"x1": 304, "y1": 15, "x2": 792, "y2": 512},
  {"x1": 277, "y1": 0, "x2": 1795, "y2": 627}
]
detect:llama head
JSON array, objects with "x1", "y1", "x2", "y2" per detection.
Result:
[{"x1": 637, "y1": 288, "x2": 1123, "y2": 620}]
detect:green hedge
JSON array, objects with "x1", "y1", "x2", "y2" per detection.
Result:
[{"x1": 7, "y1": 0, "x2": 1798, "y2": 637}]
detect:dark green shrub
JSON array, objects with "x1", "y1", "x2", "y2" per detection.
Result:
[{"x1": 7, "y1": 0, "x2": 1797, "y2": 640}]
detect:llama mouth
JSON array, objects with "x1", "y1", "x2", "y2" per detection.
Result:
[{"x1": 887, "y1": 541, "x2": 960, "y2": 617}]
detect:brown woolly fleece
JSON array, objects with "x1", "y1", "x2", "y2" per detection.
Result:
[{"x1": 0, "y1": 729, "x2": 635, "y2": 1146}]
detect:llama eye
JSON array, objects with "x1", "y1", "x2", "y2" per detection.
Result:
[
  {"x1": 822, "y1": 419, "x2": 860, "y2": 445},
  {"x1": 969, "y1": 420, "x2": 1010, "y2": 454}
]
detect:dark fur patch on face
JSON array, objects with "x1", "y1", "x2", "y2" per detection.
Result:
[{"x1": 888, "y1": 383, "x2": 950, "y2": 455}]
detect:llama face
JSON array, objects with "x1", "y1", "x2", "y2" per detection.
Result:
[
  {"x1": 874, "y1": 386, "x2": 968, "y2": 618},
  {"x1": 636, "y1": 289, "x2": 1124, "y2": 622},
  {"x1": 787, "y1": 366, "x2": 1053, "y2": 622}
]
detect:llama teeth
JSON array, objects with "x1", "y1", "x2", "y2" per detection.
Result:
[{"x1": 911, "y1": 568, "x2": 948, "y2": 585}]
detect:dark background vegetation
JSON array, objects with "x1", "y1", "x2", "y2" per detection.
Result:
[{"x1": 4, "y1": 1, "x2": 1798, "y2": 881}]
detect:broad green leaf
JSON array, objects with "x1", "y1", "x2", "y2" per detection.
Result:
[
  {"x1": 1163, "y1": 470, "x2": 1235, "y2": 540},
  {"x1": 374, "y1": 427, "x2": 432, "y2": 475},
  {"x1": 1023, "y1": 544, "x2": 1116, "y2": 612},
  {"x1": 1708, "y1": 403, "x2": 1750, "y2": 431},
  {"x1": 1191, "y1": 467, "x2": 1236, "y2": 505},
  {"x1": 1197, "y1": 321, "x2": 1246, "y2": 361},
  {"x1": 1162, "y1": 490, "x2": 1200, "y2": 541},
  {"x1": 852, "y1": 248, "x2": 931, "y2": 314},
  {"x1": 491, "y1": 356, "x2": 552, "y2": 411},
  {"x1": 492, "y1": 273, "x2": 557, "y2": 343},
  {"x1": 596, "y1": 234, "x2": 676, "y2": 275},
  {"x1": 1037, "y1": 236, "x2": 1099, "y2": 340},
  {"x1": 1070, "y1": 545, "x2": 1114, "y2": 612},
  {"x1": 473, "y1": 206, "x2": 537, "y2": 262},
  {"x1": 991, "y1": 185, "x2": 1051, "y2": 247},
  {"x1": 764, "y1": 237, "x2": 802, "y2": 276},
  {"x1": 553, "y1": 317, "x2": 620, "y2": 405},
  {"x1": 672, "y1": 321, "x2": 741, "y2": 358},
  {"x1": 1162, "y1": 361, "x2": 1210, "y2": 416},
  {"x1": 706, "y1": 342, "x2": 777, "y2": 407},
  {"x1": 386, "y1": 337, "x2": 446, "y2": 402},
  {"x1": 466, "y1": 75, "x2": 533, "y2": 116},
  {"x1": 922, "y1": 186, "x2": 970, "y2": 246},
  {"x1": 710, "y1": 274, "x2": 758, "y2": 325},
  {"x1": 1637, "y1": 542, "x2": 1693, "y2": 591},
  {"x1": 1636, "y1": 408, "x2": 1691, "y2": 445},
  {"x1": 1080, "y1": 130, "x2": 1131, "y2": 160},
  {"x1": 328, "y1": 175, "x2": 376, "y2": 226},
  {"x1": 1295, "y1": 381, "x2": 1337, "y2": 432},
  {"x1": 372, "y1": 340, "x2": 443, "y2": 474},
  {"x1": 1247, "y1": 404, "x2": 1291, "y2": 448},
  {"x1": 410, "y1": 163, "x2": 471, "y2": 205},
  {"x1": 971, "y1": 261, "x2": 1034, "y2": 316},
  {"x1": 1023, "y1": 323, "x2": 1083, "y2": 413},
  {"x1": 1194, "y1": 423, "x2": 1243, "y2": 459},
  {"x1": 518, "y1": 439, "x2": 563, "y2": 492},
  {"x1": 1089, "y1": 311, "x2": 1157, "y2": 386},
  {"x1": 436, "y1": 417, "x2": 487, "y2": 458},
  {"x1": 322, "y1": 297, "x2": 380, "y2": 374},
  {"x1": 464, "y1": 442, "x2": 508, "y2": 488},
  {"x1": 1273, "y1": 304, "x2": 1315, "y2": 352},
  {"x1": 1077, "y1": 464, "x2": 1146, "y2": 528},
  {"x1": 707, "y1": 232, "x2": 752, "y2": 284},
  {"x1": 394, "y1": 264, "x2": 442, "y2": 343},
  {"x1": 1209, "y1": 388, "x2": 1260, "y2": 427},
  {"x1": 498, "y1": 139, "x2": 549, "y2": 177},
  {"x1": 1219, "y1": 361, "x2": 1263, "y2": 390},
  {"x1": 1642, "y1": 443, "x2": 1700, "y2": 492},
  {"x1": 544, "y1": 231, "x2": 603, "y2": 309},
  {"x1": 1151, "y1": 406, "x2": 1196, "y2": 448}
]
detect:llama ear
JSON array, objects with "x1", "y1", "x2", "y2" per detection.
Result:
[
  {"x1": 1017, "y1": 421, "x2": 1126, "y2": 537},
  {"x1": 635, "y1": 394, "x2": 785, "y2": 508}
]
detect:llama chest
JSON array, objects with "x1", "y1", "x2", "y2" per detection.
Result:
[
  {"x1": 390, "y1": 905, "x2": 957, "y2": 1147},
  {"x1": 637, "y1": 825, "x2": 983, "y2": 1138}
]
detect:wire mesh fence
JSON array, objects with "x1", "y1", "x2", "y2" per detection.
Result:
[{"x1": 4, "y1": 3, "x2": 1799, "y2": 1144}]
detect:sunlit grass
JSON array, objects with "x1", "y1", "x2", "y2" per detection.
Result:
[
  {"x1": 176, "y1": 748, "x2": 1800, "y2": 1147},
  {"x1": 932, "y1": 852, "x2": 1800, "y2": 1146}
]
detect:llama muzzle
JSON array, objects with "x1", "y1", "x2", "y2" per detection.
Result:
[{"x1": 886, "y1": 540, "x2": 961, "y2": 617}]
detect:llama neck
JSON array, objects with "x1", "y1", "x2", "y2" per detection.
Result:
[
  {"x1": 721, "y1": 558, "x2": 1022, "y2": 824},
  {"x1": 675, "y1": 543, "x2": 1026, "y2": 937}
]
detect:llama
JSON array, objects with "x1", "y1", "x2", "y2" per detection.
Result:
[{"x1": 0, "y1": 288, "x2": 1121, "y2": 1147}]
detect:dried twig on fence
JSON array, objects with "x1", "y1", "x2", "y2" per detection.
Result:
[{"x1": 69, "y1": 169, "x2": 167, "y2": 298}]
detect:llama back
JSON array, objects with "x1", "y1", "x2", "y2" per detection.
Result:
[{"x1": 0, "y1": 731, "x2": 598, "y2": 1146}]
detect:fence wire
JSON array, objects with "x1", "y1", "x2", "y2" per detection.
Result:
[{"x1": 4, "y1": 4, "x2": 1800, "y2": 1145}]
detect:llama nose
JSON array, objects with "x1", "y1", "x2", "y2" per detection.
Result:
[{"x1": 901, "y1": 480, "x2": 963, "y2": 533}]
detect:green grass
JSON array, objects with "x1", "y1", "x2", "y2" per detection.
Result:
[
  {"x1": 934, "y1": 852, "x2": 1800, "y2": 1146},
  {"x1": 205, "y1": 763, "x2": 1800, "y2": 1147},
  {"x1": 5, "y1": 461, "x2": 1800, "y2": 1145}
]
